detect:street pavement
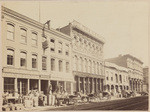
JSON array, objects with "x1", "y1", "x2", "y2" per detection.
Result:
[{"x1": 43, "y1": 96, "x2": 148, "y2": 111}]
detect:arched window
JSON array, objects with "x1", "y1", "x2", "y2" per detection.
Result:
[
  {"x1": 32, "y1": 54, "x2": 37, "y2": 69},
  {"x1": 7, "y1": 49, "x2": 14, "y2": 65},
  {"x1": 59, "y1": 60, "x2": 63, "y2": 72},
  {"x1": 7, "y1": 23, "x2": 14, "y2": 40},
  {"x1": 20, "y1": 52, "x2": 26, "y2": 67},
  {"x1": 51, "y1": 58, "x2": 55, "y2": 71},
  {"x1": 20, "y1": 28, "x2": 27, "y2": 44},
  {"x1": 31, "y1": 32, "x2": 37, "y2": 46},
  {"x1": 119, "y1": 75, "x2": 122, "y2": 83},
  {"x1": 115, "y1": 74, "x2": 118, "y2": 83}
]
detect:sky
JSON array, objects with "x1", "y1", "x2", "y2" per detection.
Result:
[{"x1": 1, "y1": 0, "x2": 149, "y2": 66}]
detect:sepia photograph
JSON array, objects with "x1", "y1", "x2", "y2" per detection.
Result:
[{"x1": 0, "y1": 0, "x2": 149, "y2": 111}]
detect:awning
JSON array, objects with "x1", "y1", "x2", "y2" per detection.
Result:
[{"x1": 73, "y1": 71, "x2": 105, "y2": 79}]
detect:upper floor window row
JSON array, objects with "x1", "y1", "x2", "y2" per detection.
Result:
[
  {"x1": 50, "y1": 39, "x2": 70, "y2": 56},
  {"x1": 7, "y1": 48, "x2": 38, "y2": 69},
  {"x1": 6, "y1": 23, "x2": 38, "y2": 46}
]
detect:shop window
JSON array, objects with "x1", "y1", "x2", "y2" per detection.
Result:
[
  {"x1": 42, "y1": 56, "x2": 47, "y2": 70},
  {"x1": 7, "y1": 49, "x2": 14, "y2": 66},
  {"x1": 32, "y1": 32, "x2": 37, "y2": 46},
  {"x1": 20, "y1": 52, "x2": 26, "y2": 67},
  {"x1": 66, "y1": 62, "x2": 69, "y2": 73},
  {"x1": 59, "y1": 60, "x2": 63, "y2": 72},
  {"x1": 4, "y1": 78, "x2": 14, "y2": 95},
  {"x1": 32, "y1": 54, "x2": 37, "y2": 69},
  {"x1": 7, "y1": 23, "x2": 14, "y2": 40},
  {"x1": 50, "y1": 39, "x2": 55, "y2": 52},
  {"x1": 20, "y1": 28, "x2": 27, "y2": 44},
  {"x1": 51, "y1": 58, "x2": 55, "y2": 71}
]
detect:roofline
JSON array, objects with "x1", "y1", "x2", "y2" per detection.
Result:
[
  {"x1": 69, "y1": 20, "x2": 105, "y2": 44},
  {"x1": 105, "y1": 54, "x2": 143, "y2": 64},
  {"x1": 2, "y1": 6, "x2": 72, "y2": 41},
  {"x1": 123, "y1": 54, "x2": 143, "y2": 64},
  {"x1": 104, "y1": 61, "x2": 128, "y2": 72}
]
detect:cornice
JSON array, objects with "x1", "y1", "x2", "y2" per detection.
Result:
[
  {"x1": 70, "y1": 20, "x2": 105, "y2": 44},
  {"x1": 2, "y1": 6, "x2": 72, "y2": 41}
]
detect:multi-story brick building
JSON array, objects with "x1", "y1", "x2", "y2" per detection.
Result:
[
  {"x1": 104, "y1": 61, "x2": 130, "y2": 95},
  {"x1": 1, "y1": 6, "x2": 74, "y2": 97},
  {"x1": 106, "y1": 54, "x2": 143, "y2": 93},
  {"x1": 1, "y1": 6, "x2": 145, "y2": 100},
  {"x1": 59, "y1": 20, "x2": 105, "y2": 94}
]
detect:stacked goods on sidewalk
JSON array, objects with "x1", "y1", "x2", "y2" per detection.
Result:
[
  {"x1": 2, "y1": 92, "x2": 24, "y2": 111},
  {"x1": 2, "y1": 90, "x2": 48, "y2": 111}
]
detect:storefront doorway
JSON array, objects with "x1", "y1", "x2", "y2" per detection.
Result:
[
  {"x1": 41, "y1": 80, "x2": 48, "y2": 95},
  {"x1": 17, "y1": 79, "x2": 27, "y2": 95},
  {"x1": 30, "y1": 79, "x2": 38, "y2": 90}
]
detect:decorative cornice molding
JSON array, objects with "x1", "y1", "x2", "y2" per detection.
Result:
[{"x1": 2, "y1": 6, "x2": 72, "y2": 41}]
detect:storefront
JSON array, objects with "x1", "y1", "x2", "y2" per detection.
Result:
[{"x1": 74, "y1": 71, "x2": 104, "y2": 94}]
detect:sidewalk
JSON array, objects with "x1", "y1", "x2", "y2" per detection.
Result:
[
  {"x1": 21, "y1": 95, "x2": 144, "y2": 111},
  {"x1": 22, "y1": 97, "x2": 127, "y2": 111}
]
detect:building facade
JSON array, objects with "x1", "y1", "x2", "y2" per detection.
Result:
[
  {"x1": 1, "y1": 7, "x2": 74, "y2": 97},
  {"x1": 1, "y1": 6, "x2": 145, "y2": 100},
  {"x1": 104, "y1": 62, "x2": 129, "y2": 95},
  {"x1": 59, "y1": 20, "x2": 105, "y2": 94},
  {"x1": 143, "y1": 67, "x2": 149, "y2": 92},
  {"x1": 106, "y1": 54, "x2": 144, "y2": 93}
]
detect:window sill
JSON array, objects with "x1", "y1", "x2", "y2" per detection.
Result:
[
  {"x1": 32, "y1": 68, "x2": 38, "y2": 71},
  {"x1": 7, "y1": 65, "x2": 14, "y2": 68}
]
